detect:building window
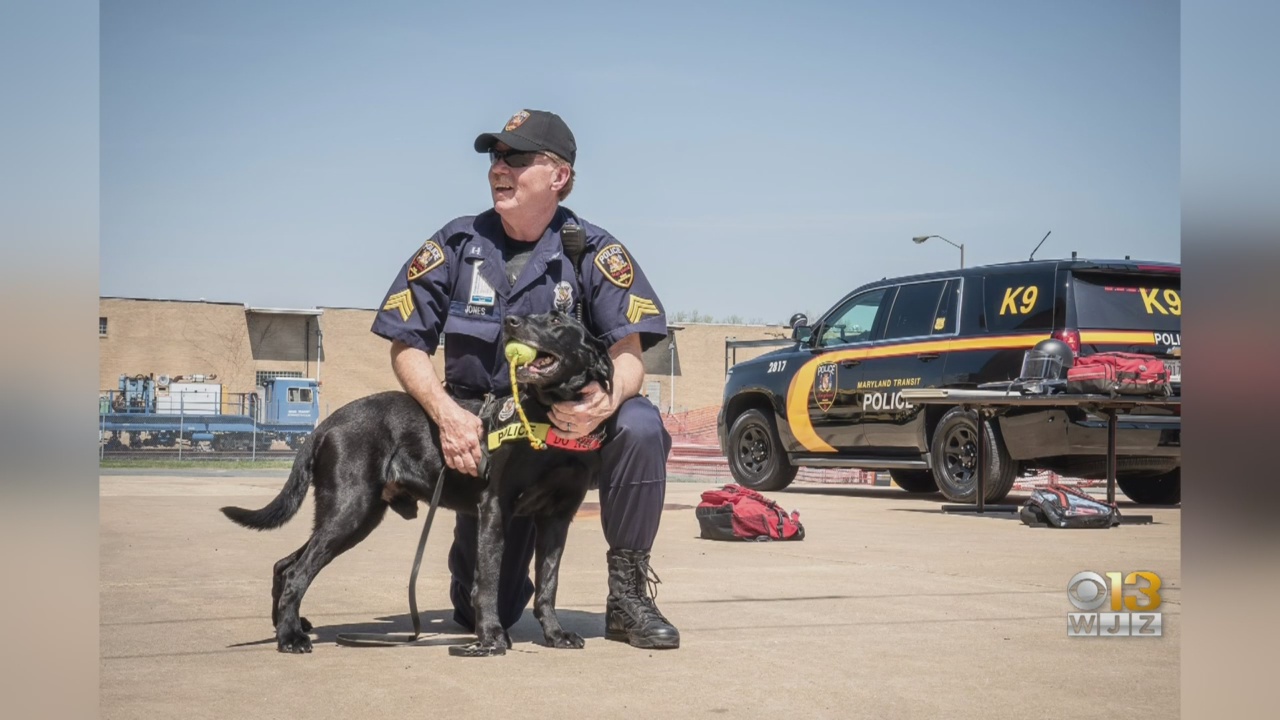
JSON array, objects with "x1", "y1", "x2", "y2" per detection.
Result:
[
  {"x1": 646, "y1": 381, "x2": 662, "y2": 407},
  {"x1": 99, "y1": 317, "x2": 108, "y2": 336},
  {"x1": 256, "y1": 370, "x2": 303, "y2": 387}
]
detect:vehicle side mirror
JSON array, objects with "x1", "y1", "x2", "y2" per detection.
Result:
[{"x1": 788, "y1": 312, "x2": 811, "y2": 343}]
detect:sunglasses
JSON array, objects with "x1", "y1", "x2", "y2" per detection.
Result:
[{"x1": 488, "y1": 148, "x2": 543, "y2": 168}]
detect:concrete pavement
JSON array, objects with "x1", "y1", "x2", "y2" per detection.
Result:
[{"x1": 100, "y1": 473, "x2": 1180, "y2": 719}]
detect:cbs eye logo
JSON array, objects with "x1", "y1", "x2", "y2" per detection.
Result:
[{"x1": 1067, "y1": 571, "x2": 1163, "y2": 637}]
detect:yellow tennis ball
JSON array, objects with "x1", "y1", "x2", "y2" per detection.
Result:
[{"x1": 504, "y1": 341, "x2": 537, "y2": 366}]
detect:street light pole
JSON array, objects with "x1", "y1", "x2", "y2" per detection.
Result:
[
  {"x1": 668, "y1": 339, "x2": 676, "y2": 414},
  {"x1": 911, "y1": 235, "x2": 965, "y2": 268}
]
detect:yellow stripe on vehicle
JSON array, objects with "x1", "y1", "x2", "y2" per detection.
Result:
[
  {"x1": 785, "y1": 361, "x2": 836, "y2": 453},
  {"x1": 784, "y1": 334, "x2": 1044, "y2": 453},
  {"x1": 1078, "y1": 330, "x2": 1160, "y2": 344}
]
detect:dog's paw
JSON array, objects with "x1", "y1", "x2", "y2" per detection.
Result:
[
  {"x1": 299, "y1": 617, "x2": 313, "y2": 633},
  {"x1": 447, "y1": 640, "x2": 507, "y2": 657},
  {"x1": 545, "y1": 630, "x2": 585, "y2": 649},
  {"x1": 277, "y1": 628, "x2": 313, "y2": 654},
  {"x1": 448, "y1": 626, "x2": 509, "y2": 657}
]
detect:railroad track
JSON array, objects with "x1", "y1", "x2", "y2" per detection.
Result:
[{"x1": 100, "y1": 449, "x2": 299, "y2": 462}]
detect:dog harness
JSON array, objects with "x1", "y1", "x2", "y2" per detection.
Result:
[{"x1": 487, "y1": 421, "x2": 604, "y2": 452}]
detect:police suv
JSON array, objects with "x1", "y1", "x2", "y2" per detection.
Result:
[{"x1": 717, "y1": 258, "x2": 1182, "y2": 505}]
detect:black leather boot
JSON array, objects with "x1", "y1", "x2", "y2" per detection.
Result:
[{"x1": 605, "y1": 549, "x2": 680, "y2": 649}]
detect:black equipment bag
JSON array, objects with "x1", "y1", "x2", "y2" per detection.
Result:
[{"x1": 1019, "y1": 486, "x2": 1121, "y2": 529}]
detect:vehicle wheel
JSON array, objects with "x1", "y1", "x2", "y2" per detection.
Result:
[
  {"x1": 727, "y1": 409, "x2": 798, "y2": 492},
  {"x1": 888, "y1": 469, "x2": 938, "y2": 494},
  {"x1": 929, "y1": 407, "x2": 1017, "y2": 503},
  {"x1": 1117, "y1": 468, "x2": 1180, "y2": 505}
]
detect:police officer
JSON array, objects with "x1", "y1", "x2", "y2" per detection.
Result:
[{"x1": 370, "y1": 109, "x2": 679, "y2": 649}]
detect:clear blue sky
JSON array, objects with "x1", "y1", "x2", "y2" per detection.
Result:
[{"x1": 101, "y1": 0, "x2": 1179, "y2": 323}]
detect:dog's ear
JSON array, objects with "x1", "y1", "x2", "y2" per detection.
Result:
[
  {"x1": 581, "y1": 331, "x2": 614, "y2": 396},
  {"x1": 591, "y1": 347, "x2": 614, "y2": 397}
]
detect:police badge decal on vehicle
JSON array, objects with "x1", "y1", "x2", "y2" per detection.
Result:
[{"x1": 814, "y1": 362, "x2": 838, "y2": 412}]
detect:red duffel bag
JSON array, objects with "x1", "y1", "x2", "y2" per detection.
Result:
[
  {"x1": 1065, "y1": 352, "x2": 1172, "y2": 396},
  {"x1": 696, "y1": 484, "x2": 805, "y2": 541}
]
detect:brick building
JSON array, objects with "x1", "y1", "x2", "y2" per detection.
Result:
[{"x1": 99, "y1": 297, "x2": 792, "y2": 419}]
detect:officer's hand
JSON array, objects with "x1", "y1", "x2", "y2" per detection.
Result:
[
  {"x1": 437, "y1": 400, "x2": 484, "y2": 476},
  {"x1": 550, "y1": 382, "x2": 615, "y2": 439}
]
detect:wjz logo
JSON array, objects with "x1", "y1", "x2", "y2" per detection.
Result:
[{"x1": 1066, "y1": 571, "x2": 1163, "y2": 637}]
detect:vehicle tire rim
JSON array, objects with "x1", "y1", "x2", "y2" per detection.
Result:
[
  {"x1": 942, "y1": 423, "x2": 978, "y2": 488},
  {"x1": 737, "y1": 424, "x2": 771, "y2": 476}
]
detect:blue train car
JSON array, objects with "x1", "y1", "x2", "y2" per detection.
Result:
[
  {"x1": 99, "y1": 374, "x2": 319, "y2": 451},
  {"x1": 260, "y1": 378, "x2": 320, "y2": 449}
]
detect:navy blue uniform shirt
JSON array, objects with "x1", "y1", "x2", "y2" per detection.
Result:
[{"x1": 371, "y1": 207, "x2": 667, "y2": 393}]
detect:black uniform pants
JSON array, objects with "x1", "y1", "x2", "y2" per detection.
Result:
[{"x1": 448, "y1": 395, "x2": 671, "y2": 631}]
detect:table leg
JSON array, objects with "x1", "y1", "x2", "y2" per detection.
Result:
[{"x1": 1106, "y1": 410, "x2": 1118, "y2": 506}]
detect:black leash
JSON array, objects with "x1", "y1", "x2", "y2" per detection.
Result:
[{"x1": 335, "y1": 466, "x2": 447, "y2": 648}]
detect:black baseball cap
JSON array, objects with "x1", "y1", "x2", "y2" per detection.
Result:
[{"x1": 474, "y1": 109, "x2": 577, "y2": 166}]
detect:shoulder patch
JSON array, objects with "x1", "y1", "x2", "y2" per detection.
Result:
[
  {"x1": 383, "y1": 289, "x2": 415, "y2": 322},
  {"x1": 407, "y1": 241, "x2": 446, "y2": 281},
  {"x1": 594, "y1": 244, "x2": 634, "y2": 288},
  {"x1": 625, "y1": 295, "x2": 660, "y2": 324}
]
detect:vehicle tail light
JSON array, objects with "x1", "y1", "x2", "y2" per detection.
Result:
[{"x1": 1052, "y1": 328, "x2": 1081, "y2": 355}]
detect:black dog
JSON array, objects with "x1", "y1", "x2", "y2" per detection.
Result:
[{"x1": 221, "y1": 311, "x2": 612, "y2": 655}]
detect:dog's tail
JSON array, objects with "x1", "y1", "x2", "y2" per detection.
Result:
[{"x1": 220, "y1": 432, "x2": 319, "y2": 531}]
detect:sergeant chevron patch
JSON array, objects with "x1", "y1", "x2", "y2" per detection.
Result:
[
  {"x1": 383, "y1": 289, "x2": 415, "y2": 321},
  {"x1": 625, "y1": 295, "x2": 660, "y2": 324}
]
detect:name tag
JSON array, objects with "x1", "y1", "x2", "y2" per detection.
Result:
[
  {"x1": 544, "y1": 427, "x2": 604, "y2": 452},
  {"x1": 469, "y1": 260, "x2": 496, "y2": 307},
  {"x1": 486, "y1": 421, "x2": 604, "y2": 452}
]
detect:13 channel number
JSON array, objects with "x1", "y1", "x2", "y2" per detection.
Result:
[{"x1": 767, "y1": 360, "x2": 788, "y2": 373}]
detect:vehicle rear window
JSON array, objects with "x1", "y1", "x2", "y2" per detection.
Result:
[{"x1": 1072, "y1": 272, "x2": 1181, "y2": 332}]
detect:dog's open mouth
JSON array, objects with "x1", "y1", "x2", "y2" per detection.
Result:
[{"x1": 515, "y1": 349, "x2": 562, "y2": 382}]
